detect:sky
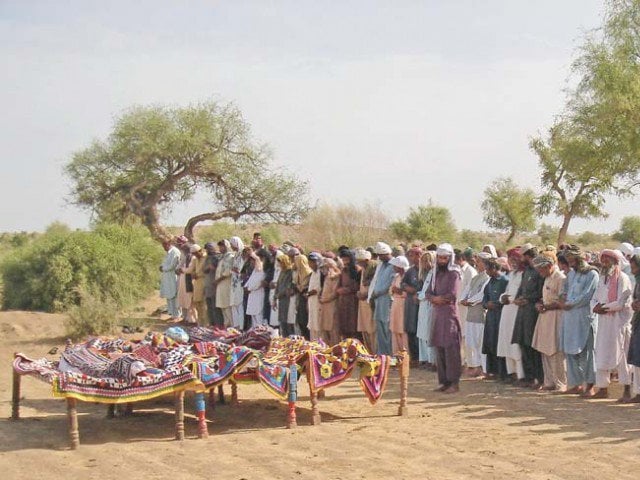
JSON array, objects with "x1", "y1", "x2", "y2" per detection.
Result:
[{"x1": 1, "y1": 0, "x2": 632, "y2": 234}]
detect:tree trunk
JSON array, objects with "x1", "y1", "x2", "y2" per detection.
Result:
[
  {"x1": 141, "y1": 206, "x2": 169, "y2": 242},
  {"x1": 557, "y1": 212, "x2": 572, "y2": 246},
  {"x1": 184, "y1": 209, "x2": 239, "y2": 241},
  {"x1": 506, "y1": 227, "x2": 516, "y2": 244}
]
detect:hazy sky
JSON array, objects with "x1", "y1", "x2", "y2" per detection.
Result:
[{"x1": 2, "y1": 0, "x2": 630, "y2": 234}]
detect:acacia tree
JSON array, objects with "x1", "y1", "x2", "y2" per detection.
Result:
[
  {"x1": 65, "y1": 102, "x2": 309, "y2": 240},
  {"x1": 481, "y1": 177, "x2": 537, "y2": 244},
  {"x1": 390, "y1": 201, "x2": 456, "y2": 243}
]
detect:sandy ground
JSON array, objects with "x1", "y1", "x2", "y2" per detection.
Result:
[{"x1": 2, "y1": 309, "x2": 640, "y2": 480}]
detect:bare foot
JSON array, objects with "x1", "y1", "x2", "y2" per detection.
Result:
[
  {"x1": 443, "y1": 385, "x2": 459, "y2": 394},
  {"x1": 586, "y1": 388, "x2": 609, "y2": 399},
  {"x1": 563, "y1": 386, "x2": 584, "y2": 395},
  {"x1": 620, "y1": 394, "x2": 640, "y2": 404}
]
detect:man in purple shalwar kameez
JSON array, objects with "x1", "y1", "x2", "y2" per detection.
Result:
[{"x1": 426, "y1": 243, "x2": 462, "y2": 393}]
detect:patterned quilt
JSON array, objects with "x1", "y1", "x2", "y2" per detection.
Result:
[{"x1": 14, "y1": 327, "x2": 400, "y2": 405}]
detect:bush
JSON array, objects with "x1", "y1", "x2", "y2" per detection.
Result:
[
  {"x1": 1, "y1": 224, "x2": 163, "y2": 312},
  {"x1": 65, "y1": 287, "x2": 119, "y2": 339}
]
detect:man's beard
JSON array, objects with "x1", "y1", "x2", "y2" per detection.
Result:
[{"x1": 437, "y1": 264, "x2": 448, "y2": 272}]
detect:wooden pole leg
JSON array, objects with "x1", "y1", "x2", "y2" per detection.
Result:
[
  {"x1": 67, "y1": 398, "x2": 80, "y2": 450},
  {"x1": 286, "y1": 359, "x2": 297, "y2": 429},
  {"x1": 106, "y1": 404, "x2": 116, "y2": 419},
  {"x1": 230, "y1": 381, "x2": 239, "y2": 406},
  {"x1": 398, "y1": 350, "x2": 410, "y2": 417},
  {"x1": 175, "y1": 391, "x2": 185, "y2": 441},
  {"x1": 12, "y1": 369, "x2": 21, "y2": 420},
  {"x1": 317, "y1": 389, "x2": 326, "y2": 399},
  {"x1": 195, "y1": 392, "x2": 209, "y2": 439},
  {"x1": 310, "y1": 389, "x2": 321, "y2": 425},
  {"x1": 217, "y1": 384, "x2": 226, "y2": 405},
  {"x1": 208, "y1": 388, "x2": 216, "y2": 409}
]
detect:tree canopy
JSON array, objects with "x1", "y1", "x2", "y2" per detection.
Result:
[
  {"x1": 481, "y1": 177, "x2": 537, "y2": 244},
  {"x1": 390, "y1": 201, "x2": 456, "y2": 243},
  {"x1": 65, "y1": 101, "x2": 310, "y2": 240}
]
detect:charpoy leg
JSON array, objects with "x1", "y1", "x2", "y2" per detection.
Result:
[
  {"x1": 194, "y1": 392, "x2": 208, "y2": 439},
  {"x1": 11, "y1": 369, "x2": 20, "y2": 420},
  {"x1": 398, "y1": 350, "x2": 410, "y2": 416},
  {"x1": 287, "y1": 359, "x2": 297, "y2": 429},
  {"x1": 174, "y1": 391, "x2": 185, "y2": 441},
  {"x1": 67, "y1": 398, "x2": 80, "y2": 450}
]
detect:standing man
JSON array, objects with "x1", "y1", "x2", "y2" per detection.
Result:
[
  {"x1": 460, "y1": 252, "x2": 490, "y2": 377},
  {"x1": 427, "y1": 243, "x2": 462, "y2": 394},
  {"x1": 531, "y1": 253, "x2": 567, "y2": 391},
  {"x1": 229, "y1": 236, "x2": 246, "y2": 330},
  {"x1": 559, "y1": 246, "x2": 598, "y2": 395},
  {"x1": 590, "y1": 249, "x2": 633, "y2": 400},
  {"x1": 482, "y1": 258, "x2": 509, "y2": 380},
  {"x1": 402, "y1": 247, "x2": 423, "y2": 364},
  {"x1": 203, "y1": 242, "x2": 224, "y2": 327},
  {"x1": 456, "y1": 249, "x2": 477, "y2": 363},
  {"x1": 368, "y1": 242, "x2": 395, "y2": 355},
  {"x1": 215, "y1": 239, "x2": 234, "y2": 327},
  {"x1": 184, "y1": 244, "x2": 207, "y2": 325},
  {"x1": 159, "y1": 237, "x2": 181, "y2": 323},
  {"x1": 512, "y1": 244, "x2": 545, "y2": 388},
  {"x1": 356, "y1": 248, "x2": 377, "y2": 353}
]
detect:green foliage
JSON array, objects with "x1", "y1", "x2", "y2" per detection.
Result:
[
  {"x1": 613, "y1": 215, "x2": 640, "y2": 244},
  {"x1": 481, "y1": 177, "x2": 537, "y2": 243},
  {"x1": 65, "y1": 101, "x2": 310, "y2": 240},
  {"x1": 390, "y1": 201, "x2": 456, "y2": 243},
  {"x1": 65, "y1": 287, "x2": 119, "y2": 339},
  {"x1": 535, "y1": 223, "x2": 558, "y2": 246},
  {"x1": 1, "y1": 224, "x2": 162, "y2": 312}
]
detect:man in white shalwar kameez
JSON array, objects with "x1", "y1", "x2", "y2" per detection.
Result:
[
  {"x1": 159, "y1": 238, "x2": 181, "y2": 322},
  {"x1": 229, "y1": 236, "x2": 246, "y2": 330},
  {"x1": 589, "y1": 249, "x2": 633, "y2": 400}
]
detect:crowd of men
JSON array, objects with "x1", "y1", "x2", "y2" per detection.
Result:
[{"x1": 159, "y1": 233, "x2": 640, "y2": 399}]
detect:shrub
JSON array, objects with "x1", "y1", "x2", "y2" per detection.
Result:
[
  {"x1": 65, "y1": 287, "x2": 119, "y2": 339},
  {"x1": 1, "y1": 224, "x2": 163, "y2": 312}
]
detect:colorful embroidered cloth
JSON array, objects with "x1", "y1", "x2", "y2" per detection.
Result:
[{"x1": 14, "y1": 329, "x2": 402, "y2": 406}]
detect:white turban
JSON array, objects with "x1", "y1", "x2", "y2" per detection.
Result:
[
  {"x1": 389, "y1": 255, "x2": 410, "y2": 270},
  {"x1": 620, "y1": 242, "x2": 634, "y2": 257},
  {"x1": 436, "y1": 243, "x2": 454, "y2": 257},
  {"x1": 477, "y1": 252, "x2": 492, "y2": 260},
  {"x1": 432, "y1": 243, "x2": 460, "y2": 289},
  {"x1": 634, "y1": 247, "x2": 640, "y2": 257},
  {"x1": 354, "y1": 248, "x2": 372, "y2": 261},
  {"x1": 189, "y1": 244, "x2": 202, "y2": 253},
  {"x1": 482, "y1": 244, "x2": 498, "y2": 258},
  {"x1": 374, "y1": 242, "x2": 392, "y2": 255},
  {"x1": 229, "y1": 236, "x2": 244, "y2": 251}
]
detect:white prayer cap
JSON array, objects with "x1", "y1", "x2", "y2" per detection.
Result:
[
  {"x1": 389, "y1": 255, "x2": 410, "y2": 270},
  {"x1": 634, "y1": 247, "x2": 640, "y2": 256},
  {"x1": 189, "y1": 244, "x2": 202, "y2": 253},
  {"x1": 354, "y1": 248, "x2": 372, "y2": 261},
  {"x1": 619, "y1": 242, "x2": 634, "y2": 256},
  {"x1": 436, "y1": 243, "x2": 454, "y2": 257},
  {"x1": 477, "y1": 252, "x2": 493, "y2": 260},
  {"x1": 374, "y1": 242, "x2": 392, "y2": 255}
]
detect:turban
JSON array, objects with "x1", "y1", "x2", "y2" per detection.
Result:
[
  {"x1": 354, "y1": 248, "x2": 372, "y2": 261},
  {"x1": 175, "y1": 235, "x2": 189, "y2": 246},
  {"x1": 620, "y1": 242, "x2": 634, "y2": 256},
  {"x1": 389, "y1": 255, "x2": 410, "y2": 270},
  {"x1": 287, "y1": 247, "x2": 301, "y2": 257},
  {"x1": 374, "y1": 242, "x2": 392, "y2": 255},
  {"x1": 477, "y1": 252, "x2": 492, "y2": 260},
  {"x1": 634, "y1": 247, "x2": 640, "y2": 257},
  {"x1": 229, "y1": 236, "x2": 244, "y2": 251},
  {"x1": 436, "y1": 243, "x2": 454, "y2": 257},
  {"x1": 204, "y1": 242, "x2": 216, "y2": 250},
  {"x1": 519, "y1": 243, "x2": 535, "y2": 256},
  {"x1": 189, "y1": 244, "x2": 202, "y2": 253},
  {"x1": 308, "y1": 252, "x2": 323, "y2": 265},
  {"x1": 496, "y1": 257, "x2": 511, "y2": 272},
  {"x1": 506, "y1": 247, "x2": 522, "y2": 259},
  {"x1": 482, "y1": 244, "x2": 497, "y2": 258},
  {"x1": 532, "y1": 254, "x2": 554, "y2": 268},
  {"x1": 564, "y1": 244, "x2": 583, "y2": 258},
  {"x1": 544, "y1": 245, "x2": 557, "y2": 253},
  {"x1": 601, "y1": 249, "x2": 623, "y2": 264}
]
